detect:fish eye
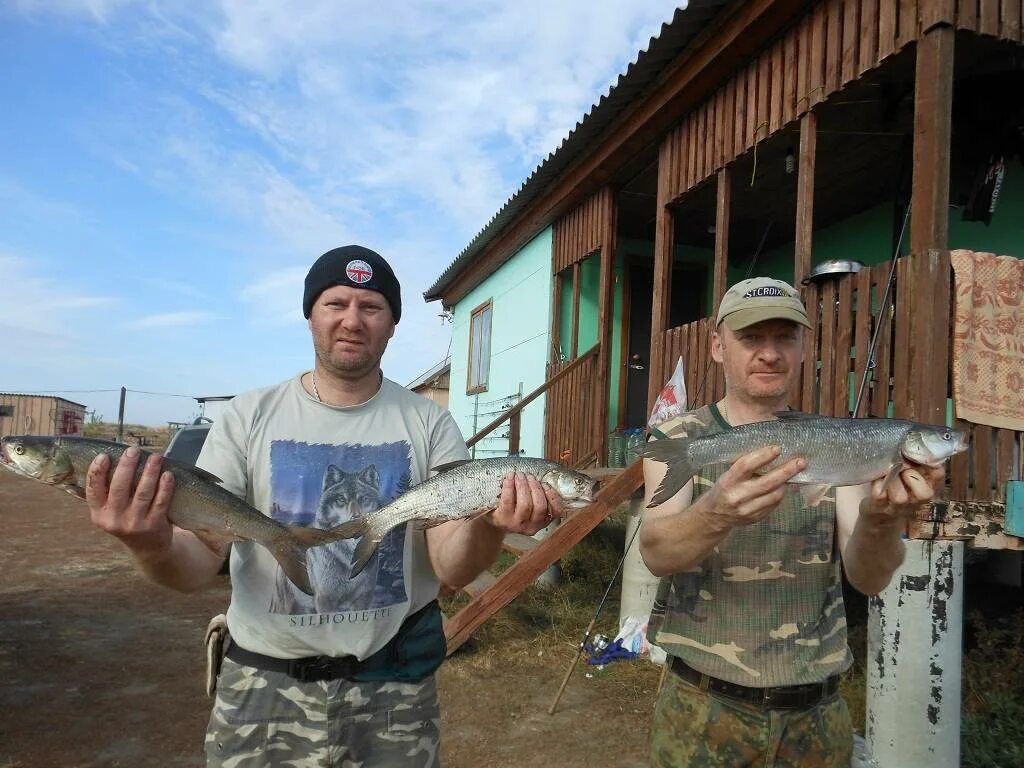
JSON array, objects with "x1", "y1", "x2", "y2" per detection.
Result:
[
  {"x1": 14, "y1": 445, "x2": 24, "y2": 455},
  {"x1": 943, "y1": 431, "x2": 952, "y2": 440}
]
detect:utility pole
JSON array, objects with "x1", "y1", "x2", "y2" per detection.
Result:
[{"x1": 116, "y1": 387, "x2": 126, "y2": 443}]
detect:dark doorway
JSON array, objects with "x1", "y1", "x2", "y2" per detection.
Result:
[{"x1": 622, "y1": 260, "x2": 707, "y2": 429}]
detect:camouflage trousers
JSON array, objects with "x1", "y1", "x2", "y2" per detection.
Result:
[
  {"x1": 205, "y1": 657, "x2": 442, "y2": 767},
  {"x1": 649, "y1": 665, "x2": 852, "y2": 767}
]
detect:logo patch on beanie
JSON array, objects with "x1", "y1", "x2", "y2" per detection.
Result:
[{"x1": 346, "y1": 259, "x2": 373, "y2": 284}]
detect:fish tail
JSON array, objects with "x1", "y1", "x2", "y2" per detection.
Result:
[
  {"x1": 350, "y1": 533, "x2": 382, "y2": 579},
  {"x1": 640, "y1": 439, "x2": 697, "y2": 507},
  {"x1": 270, "y1": 541, "x2": 315, "y2": 596},
  {"x1": 288, "y1": 519, "x2": 367, "y2": 547}
]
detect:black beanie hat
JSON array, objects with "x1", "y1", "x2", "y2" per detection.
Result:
[{"x1": 302, "y1": 245, "x2": 402, "y2": 323}]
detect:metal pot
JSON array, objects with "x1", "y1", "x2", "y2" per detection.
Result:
[{"x1": 801, "y1": 259, "x2": 866, "y2": 285}]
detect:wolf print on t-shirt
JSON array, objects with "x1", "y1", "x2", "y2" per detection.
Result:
[{"x1": 266, "y1": 440, "x2": 412, "y2": 615}]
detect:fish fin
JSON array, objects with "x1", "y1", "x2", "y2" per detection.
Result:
[
  {"x1": 349, "y1": 535, "x2": 382, "y2": 579},
  {"x1": 880, "y1": 463, "x2": 901, "y2": 491},
  {"x1": 271, "y1": 542, "x2": 314, "y2": 596},
  {"x1": 640, "y1": 439, "x2": 697, "y2": 507},
  {"x1": 799, "y1": 484, "x2": 833, "y2": 507},
  {"x1": 291, "y1": 519, "x2": 366, "y2": 547},
  {"x1": 192, "y1": 529, "x2": 235, "y2": 554},
  {"x1": 431, "y1": 459, "x2": 472, "y2": 474},
  {"x1": 59, "y1": 483, "x2": 87, "y2": 500},
  {"x1": 773, "y1": 410, "x2": 818, "y2": 420}
]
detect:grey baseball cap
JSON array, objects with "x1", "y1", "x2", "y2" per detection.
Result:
[{"x1": 716, "y1": 277, "x2": 811, "y2": 331}]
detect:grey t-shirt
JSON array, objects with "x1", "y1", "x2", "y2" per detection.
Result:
[{"x1": 197, "y1": 373, "x2": 469, "y2": 660}]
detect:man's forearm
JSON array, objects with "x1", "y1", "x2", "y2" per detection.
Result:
[
  {"x1": 842, "y1": 503, "x2": 907, "y2": 596},
  {"x1": 130, "y1": 529, "x2": 226, "y2": 593},
  {"x1": 427, "y1": 517, "x2": 505, "y2": 589},
  {"x1": 639, "y1": 494, "x2": 732, "y2": 577}
]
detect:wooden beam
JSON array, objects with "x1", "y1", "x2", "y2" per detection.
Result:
[
  {"x1": 444, "y1": 461, "x2": 645, "y2": 654},
  {"x1": 910, "y1": 27, "x2": 954, "y2": 255},
  {"x1": 594, "y1": 189, "x2": 617, "y2": 468},
  {"x1": 649, "y1": 137, "x2": 675, "y2": 412},
  {"x1": 713, "y1": 168, "x2": 730, "y2": 313},
  {"x1": 570, "y1": 262, "x2": 582, "y2": 358},
  {"x1": 794, "y1": 111, "x2": 817, "y2": 286}
]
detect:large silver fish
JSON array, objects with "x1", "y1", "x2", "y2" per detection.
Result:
[
  {"x1": 641, "y1": 412, "x2": 967, "y2": 507},
  {"x1": 0, "y1": 435, "x2": 340, "y2": 595},
  {"x1": 333, "y1": 457, "x2": 599, "y2": 577}
]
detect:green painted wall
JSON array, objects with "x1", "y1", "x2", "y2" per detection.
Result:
[
  {"x1": 449, "y1": 227, "x2": 554, "y2": 458},
  {"x1": 949, "y1": 163, "x2": 1023, "y2": 257}
]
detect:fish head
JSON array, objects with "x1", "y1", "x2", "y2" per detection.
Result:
[
  {"x1": 0, "y1": 436, "x2": 74, "y2": 484},
  {"x1": 901, "y1": 426, "x2": 968, "y2": 466},
  {"x1": 541, "y1": 468, "x2": 598, "y2": 509}
]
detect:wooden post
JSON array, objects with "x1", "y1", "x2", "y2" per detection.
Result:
[
  {"x1": 794, "y1": 111, "x2": 817, "y2": 286},
  {"x1": 649, "y1": 137, "x2": 675, "y2": 412},
  {"x1": 594, "y1": 188, "x2": 617, "y2": 467},
  {"x1": 571, "y1": 262, "x2": 582, "y2": 358},
  {"x1": 910, "y1": 27, "x2": 954, "y2": 256},
  {"x1": 713, "y1": 168, "x2": 731, "y2": 312}
]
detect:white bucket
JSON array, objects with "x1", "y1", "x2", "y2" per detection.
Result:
[{"x1": 618, "y1": 498, "x2": 661, "y2": 627}]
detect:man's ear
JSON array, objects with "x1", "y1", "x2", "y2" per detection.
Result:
[{"x1": 711, "y1": 330, "x2": 724, "y2": 363}]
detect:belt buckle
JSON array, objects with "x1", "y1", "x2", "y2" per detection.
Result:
[{"x1": 290, "y1": 656, "x2": 335, "y2": 683}]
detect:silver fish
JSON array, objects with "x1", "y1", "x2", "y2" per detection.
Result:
[
  {"x1": 641, "y1": 412, "x2": 967, "y2": 507},
  {"x1": 332, "y1": 457, "x2": 599, "y2": 577},
  {"x1": 0, "y1": 435, "x2": 340, "y2": 595}
]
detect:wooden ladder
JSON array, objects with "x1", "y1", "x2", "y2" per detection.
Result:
[{"x1": 444, "y1": 461, "x2": 644, "y2": 654}]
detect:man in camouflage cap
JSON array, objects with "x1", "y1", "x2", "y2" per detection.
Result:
[{"x1": 639, "y1": 276, "x2": 944, "y2": 767}]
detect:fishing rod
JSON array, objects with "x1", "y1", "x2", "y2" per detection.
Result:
[
  {"x1": 548, "y1": 518, "x2": 641, "y2": 715},
  {"x1": 851, "y1": 204, "x2": 911, "y2": 418}
]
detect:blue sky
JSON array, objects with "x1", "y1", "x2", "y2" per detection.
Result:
[{"x1": 2, "y1": 1, "x2": 676, "y2": 426}]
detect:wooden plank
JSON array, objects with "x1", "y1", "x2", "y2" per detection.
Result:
[
  {"x1": 714, "y1": 169, "x2": 731, "y2": 313},
  {"x1": 688, "y1": 113, "x2": 698, "y2": 194},
  {"x1": 794, "y1": 112, "x2": 817, "y2": 286},
  {"x1": 770, "y1": 41, "x2": 784, "y2": 134},
  {"x1": 859, "y1": 0, "x2": 880, "y2": 73},
  {"x1": 594, "y1": 189, "x2": 615, "y2": 466},
  {"x1": 910, "y1": 27, "x2": 954, "y2": 255},
  {"x1": 444, "y1": 462, "x2": 645, "y2": 654},
  {"x1": 879, "y1": 0, "x2": 898, "y2": 57},
  {"x1": 995, "y1": 429, "x2": 1016, "y2": 496},
  {"x1": 796, "y1": 17, "x2": 810, "y2": 115},
  {"x1": 950, "y1": 419, "x2": 971, "y2": 499},
  {"x1": 758, "y1": 52, "x2": 771, "y2": 145},
  {"x1": 721, "y1": 79, "x2": 733, "y2": 168},
  {"x1": 925, "y1": 249, "x2": 951, "y2": 425},
  {"x1": 892, "y1": 258, "x2": 913, "y2": 418},
  {"x1": 800, "y1": 282, "x2": 820, "y2": 412},
  {"x1": 834, "y1": 277, "x2": 854, "y2": 416},
  {"x1": 973, "y1": 425, "x2": 993, "y2": 500},
  {"x1": 898, "y1": 0, "x2": 920, "y2": 47},
  {"x1": 746, "y1": 59, "x2": 760, "y2": 149},
  {"x1": 851, "y1": 268, "x2": 872, "y2": 416},
  {"x1": 570, "y1": 262, "x2": 581, "y2": 357},
  {"x1": 783, "y1": 27, "x2": 798, "y2": 126},
  {"x1": 1003, "y1": 0, "x2": 1021, "y2": 41},
  {"x1": 502, "y1": 532, "x2": 540, "y2": 557},
  {"x1": 650, "y1": 138, "x2": 675, "y2": 411},
  {"x1": 958, "y1": 0, "x2": 979, "y2": 31},
  {"x1": 921, "y1": 0, "x2": 957, "y2": 31},
  {"x1": 735, "y1": 67, "x2": 748, "y2": 161},
  {"x1": 462, "y1": 570, "x2": 497, "y2": 599},
  {"x1": 870, "y1": 263, "x2": 894, "y2": 418},
  {"x1": 843, "y1": 0, "x2": 861, "y2": 85},
  {"x1": 981, "y1": 0, "x2": 1001, "y2": 35},
  {"x1": 809, "y1": 4, "x2": 827, "y2": 107},
  {"x1": 826, "y1": 0, "x2": 844, "y2": 95}
]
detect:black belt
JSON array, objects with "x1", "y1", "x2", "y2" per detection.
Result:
[
  {"x1": 669, "y1": 656, "x2": 839, "y2": 710},
  {"x1": 225, "y1": 642, "x2": 365, "y2": 683}
]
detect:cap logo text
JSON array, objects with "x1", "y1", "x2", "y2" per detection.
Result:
[
  {"x1": 346, "y1": 259, "x2": 373, "y2": 284},
  {"x1": 743, "y1": 286, "x2": 787, "y2": 298}
]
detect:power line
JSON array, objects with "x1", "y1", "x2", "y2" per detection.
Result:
[{"x1": 3, "y1": 388, "x2": 199, "y2": 399}]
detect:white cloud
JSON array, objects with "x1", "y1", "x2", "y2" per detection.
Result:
[{"x1": 137, "y1": 310, "x2": 218, "y2": 328}]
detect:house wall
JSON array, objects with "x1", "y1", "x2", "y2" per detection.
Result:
[
  {"x1": 449, "y1": 227, "x2": 554, "y2": 458},
  {"x1": 0, "y1": 395, "x2": 85, "y2": 439}
]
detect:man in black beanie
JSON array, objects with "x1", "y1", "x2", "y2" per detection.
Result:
[{"x1": 86, "y1": 244, "x2": 564, "y2": 767}]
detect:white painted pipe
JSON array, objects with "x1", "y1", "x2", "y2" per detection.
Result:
[
  {"x1": 865, "y1": 539, "x2": 963, "y2": 768},
  {"x1": 618, "y1": 497, "x2": 660, "y2": 628}
]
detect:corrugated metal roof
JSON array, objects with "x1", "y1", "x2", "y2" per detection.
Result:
[{"x1": 424, "y1": 0, "x2": 729, "y2": 302}]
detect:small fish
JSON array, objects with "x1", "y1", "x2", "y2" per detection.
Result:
[
  {"x1": 331, "y1": 457, "x2": 599, "y2": 577},
  {"x1": 0, "y1": 435, "x2": 340, "y2": 595},
  {"x1": 641, "y1": 412, "x2": 967, "y2": 507}
]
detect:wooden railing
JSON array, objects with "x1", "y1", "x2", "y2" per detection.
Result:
[
  {"x1": 465, "y1": 344, "x2": 600, "y2": 462},
  {"x1": 657, "y1": 251, "x2": 1022, "y2": 502}
]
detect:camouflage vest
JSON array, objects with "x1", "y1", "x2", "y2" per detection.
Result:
[{"x1": 647, "y1": 404, "x2": 853, "y2": 687}]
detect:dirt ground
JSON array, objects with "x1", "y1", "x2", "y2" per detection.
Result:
[{"x1": 0, "y1": 468, "x2": 658, "y2": 768}]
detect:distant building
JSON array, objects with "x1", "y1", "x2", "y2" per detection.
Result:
[
  {"x1": 0, "y1": 393, "x2": 86, "y2": 439},
  {"x1": 407, "y1": 359, "x2": 450, "y2": 409}
]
